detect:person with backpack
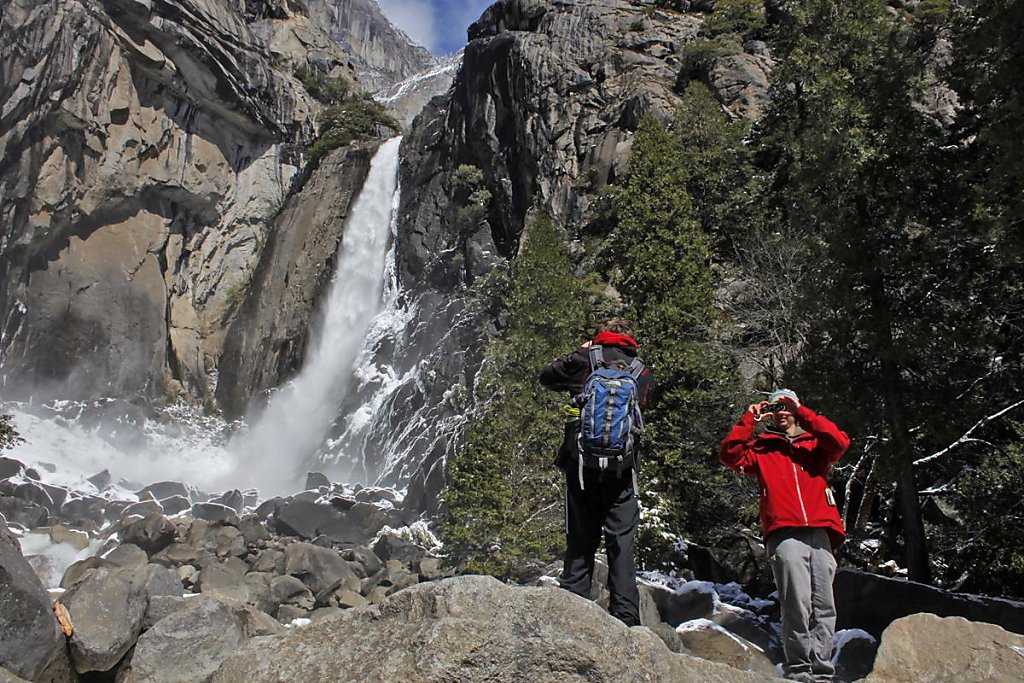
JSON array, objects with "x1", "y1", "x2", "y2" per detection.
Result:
[
  {"x1": 719, "y1": 389, "x2": 850, "y2": 683},
  {"x1": 539, "y1": 318, "x2": 655, "y2": 626}
]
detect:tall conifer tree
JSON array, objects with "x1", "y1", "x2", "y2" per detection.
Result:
[
  {"x1": 444, "y1": 213, "x2": 587, "y2": 579},
  {"x1": 754, "y1": 0, "x2": 1010, "y2": 582},
  {"x1": 612, "y1": 114, "x2": 743, "y2": 556}
]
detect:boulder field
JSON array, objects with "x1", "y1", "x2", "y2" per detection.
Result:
[{"x1": 2, "y1": 458, "x2": 1023, "y2": 682}]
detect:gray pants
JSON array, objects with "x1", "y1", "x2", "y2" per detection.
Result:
[{"x1": 766, "y1": 527, "x2": 838, "y2": 683}]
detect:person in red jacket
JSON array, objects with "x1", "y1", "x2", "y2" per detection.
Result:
[{"x1": 720, "y1": 388, "x2": 850, "y2": 683}]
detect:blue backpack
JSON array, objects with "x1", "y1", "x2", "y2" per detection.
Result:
[{"x1": 574, "y1": 345, "x2": 645, "y2": 489}]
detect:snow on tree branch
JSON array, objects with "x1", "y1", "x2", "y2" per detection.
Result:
[{"x1": 913, "y1": 398, "x2": 1024, "y2": 466}]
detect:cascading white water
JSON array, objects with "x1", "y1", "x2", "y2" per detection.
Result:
[{"x1": 223, "y1": 136, "x2": 403, "y2": 496}]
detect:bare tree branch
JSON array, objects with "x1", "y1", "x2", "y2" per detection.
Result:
[
  {"x1": 913, "y1": 398, "x2": 1024, "y2": 466},
  {"x1": 521, "y1": 501, "x2": 561, "y2": 527}
]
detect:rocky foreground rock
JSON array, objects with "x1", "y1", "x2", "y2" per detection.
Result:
[
  {"x1": 864, "y1": 613, "x2": 1024, "y2": 683},
  {"x1": 3, "y1": 454, "x2": 1024, "y2": 682},
  {"x1": 211, "y1": 575, "x2": 772, "y2": 683},
  {"x1": 0, "y1": 522, "x2": 71, "y2": 682}
]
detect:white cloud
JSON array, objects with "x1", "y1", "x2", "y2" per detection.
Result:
[{"x1": 377, "y1": 0, "x2": 438, "y2": 52}]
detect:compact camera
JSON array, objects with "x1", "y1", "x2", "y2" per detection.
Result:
[{"x1": 762, "y1": 403, "x2": 787, "y2": 413}]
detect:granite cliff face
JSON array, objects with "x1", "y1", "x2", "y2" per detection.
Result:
[
  {"x1": 388, "y1": 0, "x2": 764, "y2": 502},
  {"x1": 305, "y1": 0, "x2": 437, "y2": 94},
  {"x1": 0, "y1": 0, "x2": 423, "y2": 407},
  {"x1": 399, "y1": 0, "x2": 702, "y2": 289},
  {"x1": 0, "y1": 0, "x2": 774, "y2": 496},
  {"x1": 214, "y1": 144, "x2": 376, "y2": 417},
  {"x1": 201, "y1": 0, "x2": 771, "y2": 497}
]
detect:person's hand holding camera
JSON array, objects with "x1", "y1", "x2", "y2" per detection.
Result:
[
  {"x1": 749, "y1": 395, "x2": 800, "y2": 422},
  {"x1": 748, "y1": 400, "x2": 769, "y2": 421}
]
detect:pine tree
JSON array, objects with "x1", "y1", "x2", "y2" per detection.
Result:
[
  {"x1": 672, "y1": 83, "x2": 756, "y2": 254},
  {"x1": 612, "y1": 113, "x2": 746, "y2": 560},
  {"x1": 753, "y1": 0, "x2": 1021, "y2": 584},
  {"x1": 949, "y1": 0, "x2": 1024, "y2": 384},
  {"x1": 757, "y1": 0, "x2": 937, "y2": 581},
  {"x1": 913, "y1": 0, "x2": 1024, "y2": 597},
  {"x1": 443, "y1": 213, "x2": 587, "y2": 579}
]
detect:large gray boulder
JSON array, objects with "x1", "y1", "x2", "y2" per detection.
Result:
[
  {"x1": 185, "y1": 520, "x2": 247, "y2": 559},
  {"x1": 0, "y1": 497, "x2": 49, "y2": 528},
  {"x1": 270, "y1": 575, "x2": 315, "y2": 613},
  {"x1": 862, "y1": 613, "x2": 1024, "y2": 683},
  {"x1": 198, "y1": 560, "x2": 250, "y2": 603},
  {"x1": 211, "y1": 575, "x2": 773, "y2": 682},
  {"x1": 0, "y1": 457, "x2": 24, "y2": 479},
  {"x1": 674, "y1": 619, "x2": 776, "y2": 678},
  {"x1": 130, "y1": 594, "x2": 283, "y2": 683},
  {"x1": 832, "y1": 629, "x2": 878, "y2": 683},
  {"x1": 122, "y1": 514, "x2": 177, "y2": 554},
  {"x1": 57, "y1": 564, "x2": 149, "y2": 673},
  {"x1": 269, "y1": 500, "x2": 348, "y2": 540},
  {"x1": 137, "y1": 482, "x2": 192, "y2": 502},
  {"x1": 0, "y1": 667, "x2": 32, "y2": 683},
  {"x1": 0, "y1": 521, "x2": 71, "y2": 681},
  {"x1": 835, "y1": 568, "x2": 1024, "y2": 637},
  {"x1": 283, "y1": 542, "x2": 361, "y2": 603},
  {"x1": 644, "y1": 580, "x2": 717, "y2": 627}
]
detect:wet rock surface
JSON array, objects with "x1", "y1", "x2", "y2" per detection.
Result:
[{"x1": 0, "y1": 520, "x2": 70, "y2": 681}]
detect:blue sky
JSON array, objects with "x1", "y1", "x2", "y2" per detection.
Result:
[{"x1": 377, "y1": 0, "x2": 496, "y2": 56}]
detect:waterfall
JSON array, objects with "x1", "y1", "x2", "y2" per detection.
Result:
[
  {"x1": 224, "y1": 137, "x2": 403, "y2": 496},
  {"x1": 4, "y1": 128, "x2": 461, "y2": 503}
]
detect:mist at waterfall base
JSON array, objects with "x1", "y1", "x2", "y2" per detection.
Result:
[{"x1": 3, "y1": 137, "x2": 407, "y2": 501}]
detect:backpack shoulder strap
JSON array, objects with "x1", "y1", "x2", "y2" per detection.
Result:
[
  {"x1": 628, "y1": 357, "x2": 645, "y2": 378},
  {"x1": 588, "y1": 344, "x2": 604, "y2": 370}
]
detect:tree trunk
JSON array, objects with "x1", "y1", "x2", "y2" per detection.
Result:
[
  {"x1": 856, "y1": 203, "x2": 932, "y2": 583},
  {"x1": 851, "y1": 455, "x2": 878, "y2": 536},
  {"x1": 879, "y1": 355, "x2": 932, "y2": 584},
  {"x1": 877, "y1": 493, "x2": 897, "y2": 563}
]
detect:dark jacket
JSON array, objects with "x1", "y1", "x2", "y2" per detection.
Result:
[
  {"x1": 719, "y1": 405, "x2": 850, "y2": 548},
  {"x1": 538, "y1": 331, "x2": 655, "y2": 406}
]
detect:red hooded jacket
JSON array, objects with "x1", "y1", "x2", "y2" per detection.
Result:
[{"x1": 719, "y1": 405, "x2": 850, "y2": 548}]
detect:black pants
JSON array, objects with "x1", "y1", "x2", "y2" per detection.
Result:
[{"x1": 559, "y1": 467, "x2": 641, "y2": 626}]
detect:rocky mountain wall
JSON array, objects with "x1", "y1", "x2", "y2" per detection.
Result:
[
  {"x1": 305, "y1": 0, "x2": 436, "y2": 94},
  {"x1": 0, "y1": 0, "x2": 772, "y2": 497},
  {"x1": 0, "y1": 0, "x2": 323, "y2": 404},
  {"x1": 399, "y1": 0, "x2": 703, "y2": 288},
  {"x1": 390, "y1": 0, "x2": 716, "y2": 500},
  {"x1": 0, "y1": 0, "x2": 423, "y2": 409},
  {"x1": 215, "y1": 144, "x2": 376, "y2": 418}
]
